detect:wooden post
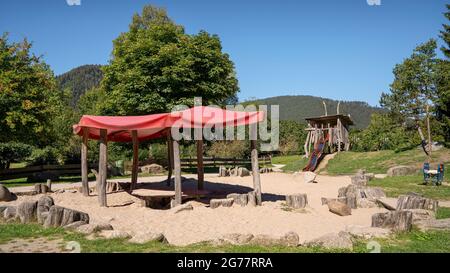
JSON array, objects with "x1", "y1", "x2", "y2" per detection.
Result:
[
  {"x1": 337, "y1": 118, "x2": 342, "y2": 152},
  {"x1": 166, "y1": 132, "x2": 173, "y2": 186},
  {"x1": 131, "y1": 130, "x2": 139, "y2": 190},
  {"x1": 250, "y1": 125, "x2": 262, "y2": 205},
  {"x1": 304, "y1": 131, "x2": 310, "y2": 158},
  {"x1": 98, "y1": 129, "x2": 108, "y2": 207},
  {"x1": 81, "y1": 127, "x2": 89, "y2": 196},
  {"x1": 196, "y1": 140, "x2": 204, "y2": 190},
  {"x1": 426, "y1": 104, "x2": 432, "y2": 160},
  {"x1": 173, "y1": 140, "x2": 182, "y2": 206}
]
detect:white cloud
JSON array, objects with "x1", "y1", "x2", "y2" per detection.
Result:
[
  {"x1": 367, "y1": 0, "x2": 381, "y2": 6},
  {"x1": 66, "y1": 0, "x2": 81, "y2": 6}
]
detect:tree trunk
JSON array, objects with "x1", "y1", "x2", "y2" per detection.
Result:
[
  {"x1": 250, "y1": 124, "x2": 262, "y2": 206},
  {"x1": 196, "y1": 139, "x2": 204, "y2": 190},
  {"x1": 131, "y1": 130, "x2": 139, "y2": 190},
  {"x1": 81, "y1": 127, "x2": 89, "y2": 196},
  {"x1": 98, "y1": 129, "x2": 108, "y2": 207},
  {"x1": 166, "y1": 132, "x2": 173, "y2": 186},
  {"x1": 173, "y1": 140, "x2": 182, "y2": 206}
]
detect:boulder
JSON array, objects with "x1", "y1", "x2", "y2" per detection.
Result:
[
  {"x1": 140, "y1": 164, "x2": 164, "y2": 174},
  {"x1": 99, "y1": 230, "x2": 131, "y2": 239},
  {"x1": 351, "y1": 175, "x2": 368, "y2": 186},
  {"x1": 396, "y1": 195, "x2": 438, "y2": 212},
  {"x1": 371, "y1": 210, "x2": 413, "y2": 231},
  {"x1": 210, "y1": 198, "x2": 234, "y2": 209},
  {"x1": 357, "y1": 198, "x2": 378, "y2": 209},
  {"x1": 63, "y1": 221, "x2": 88, "y2": 230},
  {"x1": 321, "y1": 197, "x2": 347, "y2": 206},
  {"x1": 37, "y1": 195, "x2": 54, "y2": 224},
  {"x1": 285, "y1": 194, "x2": 308, "y2": 209},
  {"x1": 328, "y1": 200, "x2": 351, "y2": 216},
  {"x1": 44, "y1": 206, "x2": 90, "y2": 228},
  {"x1": 279, "y1": 231, "x2": 300, "y2": 247},
  {"x1": 221, "y1": 233, "x2": 254, "y2": 245},
  {"x1": 3, "y1": 206, "x2": 16, "y2": 219},
  {"x1": 226, "y1": 193, "x2": 248, "y2": 206},
  {"x1": 344, "y1": 225, "x2": 391, "y2": 239},
  {"x1": 76, "y1": 223, "x2": 113, "y2": 234},
  {"x1": 375, "y1": 197, "x2": 397, "y2": 211},
  {"x1": 129, "y1": 232, "x2": 167, "y2": 244},
  {"x1": 250, "y1": 234, "x2": 282, "y2": 246},
  {"x1": 303, "y1": 171, "x2": 316, "y2": 183},
  {"x1": 0, "y1": 185, "x2": 17, "y2": 202},
  {"x1": 229, "y1": 167, "x2": 239, "y2": 176},
  {"x1": 307, "y1": 231, "x2": 353, "y2": 250},
  {"x1": 404, "y1": 209, "x2": 435, "y2": 224},
  {"x1": 17, "y1": 201, "x2": 38, "y2": 223},
  {"x1": 172, "y1": 203, "x2": 193, "y2": 214},
  {"x1": 387, "y1": 165, "x2": 416, "y2": 177},
  {"x1": 238, "y1": 167, "x2": 250, "y2": 177},
  {"x1": 416, "y1": 218, "x2": 450, "y2": 231}
]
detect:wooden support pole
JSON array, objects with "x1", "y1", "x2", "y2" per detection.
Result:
[
  {"x1": 426, "y1": 104, "x2": 432, "y2": 160},
  {"x1": 250, "y1": 125, "x2": 262, "y2": 205},
  {"x1": 98, "y1": 129, "x2": 108, "y2": 207},
  {"x1": 196, "y1": 139, "x2": 204, "y2": 190},
  {"x1": 166, "y1": 132, "x2": 173, "y2": 186},
  {"x1": 81, "y1": 127, "x2": 89, "y2": 196},
  {"x1": 131, "y1": 130, "x2": 139, "y2": 190},
  {"x1": 304, "y1": 131, "x2": 311, "y2": 158},
  {"x1": 173, "y1": 139, "x2": 182, "y2": 206}
]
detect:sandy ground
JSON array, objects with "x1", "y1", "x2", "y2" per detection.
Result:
[{"x1": 2, "y1": 173, "x2": 388, "y2": 246}]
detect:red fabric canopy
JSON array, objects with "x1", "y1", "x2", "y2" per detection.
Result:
[{"x1": 73, "y1": 106, "x2": 265, "y2": 142}]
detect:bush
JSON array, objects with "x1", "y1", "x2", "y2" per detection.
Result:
[
  {"x1": 279, "y1": 137, "x2": 300, "y2": 156},
  {"x1": 0, "y1": 142, "x2": 33, "y2": 169},
  {"x1": 207, "y1": 140, "x2": 247, "y2": 158},
  {"x1": 27, "y1": 147, "x2": 61, "y2": 166}
]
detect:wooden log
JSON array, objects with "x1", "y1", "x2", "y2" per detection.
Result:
[
  {"x1": 98, "y1": 129, "x2": 107, "y2": 207},
  {"x1": 226, "y1": 193, "x2": 248, "y2": 206},
  {"x1": 166, "y1": 132, "x2": 173, "y2": 186},
  {"x1": 196, "y1": 140, "x2": 204, "y2": 190},
  {"x1": 81, "y1": 127, "x2": 89, "y2": 196},
  {"x1": 396, "y1": 195, "x2": 438, "y2": 212},
  {"x1": 172, "y1": 140, "x2": 182, "y2": 206},
  {"x1": 371, "y1": 211, "x2": 413, "y2": 232},
  {"x1": 210, "y1": 198, "x2": 234, "y2": 209},
  {"x1": 286, "y1": 194, "x2": 308, "y2": 209},
  {"x1": 250, "y1": 126, "x2": 262, "y2": 206},
  {"x1": 131, "y1": 130, "x2": 139, "y2": 190},
  {"x1": 46, "y1": 179, "x2": 52, "y2": 191},
  {"x1": 304, "y1": 132, "x2": 311, "y2": 158}
]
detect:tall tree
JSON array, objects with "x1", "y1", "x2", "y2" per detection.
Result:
[
  {"x1": 101, "y1": 5, "x2": 239, "y2": 115},
  {"x1": 437, "y1": 4, "x2": 450, "y2": 142}
]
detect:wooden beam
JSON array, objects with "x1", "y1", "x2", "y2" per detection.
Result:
[
  {"x1": 166, "y1": 132, "x2": 173, "y2": 186},
  {"x1": 98, "y1": 129, "x2": 108, "y2": 207},
  {"x1": 250, "y1": 125, "x2": 262, "y2": 206},
  {"x1": 196, "y1": 139, "x2": 204, "y2": 190},
  {"x1": 81, "y1": 127, "x2": 89, "y2": 196},
  {"x1": 131, "y1": 130, "x2": 139, "y2": 190},
  {"x1": 173, "y1": 139, "x2": 182, "y2": 206}
]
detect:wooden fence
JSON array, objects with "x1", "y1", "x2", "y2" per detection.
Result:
[
  {"x1": 0, "y1": 163, "x2": 96, "y2": 180},
  {"x1": 180, "y1": 156, "x2": 272, "y2": 168}
]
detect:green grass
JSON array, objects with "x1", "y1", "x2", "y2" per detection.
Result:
[
  {"x1": 0, "y1": 175, "x2": 97, "y2": 188},
  {"x1": 324, "y1": 148, "x2": 450, "y2": 175},
  {"x1": 437, "y1": 207, "x2": 450, "y2": 219},
  {"x1": 369, "y1": 174, "x2": 450, "y2": 200},
  {"x1": 1, "y1": 222, "x2": 450, "y2": 253},
  {"x1": 272, "y1": 155, "x2": 308, "y2": 172}
]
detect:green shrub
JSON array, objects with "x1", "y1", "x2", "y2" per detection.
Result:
[
  {"x1": 27, "y1": 147, "x2": 61, "y2": 166},
  {"x1": 0, "y1": 142, "x2": 33, "y2": 169}
]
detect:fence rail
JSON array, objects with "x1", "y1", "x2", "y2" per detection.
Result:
[
  {"x1": 180, "y1": 156, "x2": 272, "y2": 168},
  {"x1": 0, "y1": 164, "x2": 96, "y2": 180}
]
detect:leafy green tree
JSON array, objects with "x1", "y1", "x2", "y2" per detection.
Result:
[
  {"x1": 101, "y1": 5, "x2": 239, "y2": 115},
  {"x1": 0, "y1": 34, "x2": 61, "y2": 146},
  {"x1": 437, "y1": 4, "x2": 450, "y2": 143},
  {"x1": 0, "y1": 142, "x2": 32, "y2": 169}
]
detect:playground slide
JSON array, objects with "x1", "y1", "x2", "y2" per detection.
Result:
[{"x1": 303, "y1": 139, "x2": 327, "y2": 172}]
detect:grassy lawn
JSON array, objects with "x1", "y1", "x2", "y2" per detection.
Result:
[
  {"x1": 369, "y1": 174, "x2": 450, "y2": 200},
  {"x1": 324, "y1": 148, "x2": 450, "y2": 175},
  {"x1": 1, "y1": 222, "x2": 450, "y2": 253},
  {"x1": 272, "y1": 155, "x2": 308, "y2": 172}
]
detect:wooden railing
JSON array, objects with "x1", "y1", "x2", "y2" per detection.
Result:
[
  {"x1": 0, "y1": 163, "x2": 97, "y2": 180},
  {"x1": 180, "y1": 156, "x2": 272, "y2": 168}
]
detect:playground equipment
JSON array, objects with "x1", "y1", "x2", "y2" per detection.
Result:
[{"x1": 303, "y1": 105, "x2": 353, "y2": 172}]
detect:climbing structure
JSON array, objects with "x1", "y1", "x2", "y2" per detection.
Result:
[{"x1": 303, "y1": 114, "x2": 353, "y2": 171}]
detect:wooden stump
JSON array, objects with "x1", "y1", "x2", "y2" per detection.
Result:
[
  {"x1": 247, "y1": 191, "x2": 257, "y2": 207},
  {"x1": 218, "y1": 166, "x2": 229, "y2": 177},
  {"x1": 371, "y1": 211, "x2": 413, "y2": 231},
  {"x1": 44, "y1": 206, "x2": 90, "y2": 228},
  {"x1": 396, "y1": 195, "x2": 438, "y2": 212},
  {"x1": 34, "y1": 183, "x2": 50, "y2": 194},
  {"x1": 37, "y1": 196, "x2": 54, "y2": 224},
  {"x1": 210, "y1": 198, "x2": 234, "y2": 209},
  {"x1": 226, "y1": 193, "x2": 248, "y2": 206},
  {"x1": 17, "y1": 201, "x2": 38, "y2": 223},
  {"x1": 286, "y1": 194, "x2": 308, "y2": 209}
]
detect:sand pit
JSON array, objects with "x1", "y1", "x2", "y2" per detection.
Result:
[{"x1": 1, "y1": 173, "x2": 388, "y2": 246}]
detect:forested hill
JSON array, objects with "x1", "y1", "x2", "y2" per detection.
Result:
[
  {"x1": 56, "y1": 64, "x2": 103, "y2": 106},
  {"x1": 249, "y1": 95, "x2": 382, "y2": 129}
]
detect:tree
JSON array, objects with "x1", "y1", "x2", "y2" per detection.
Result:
[
  {"x1": 101, "y1": 5, "x2": 239, "y2": 115},
  {"x1": 0, "y1": 33, "x2": 61, "y2": 146},
  {"x1": 0, "y1": 142, "x2": 32, "y2": 169},
  {"x1": 437, "y1": 4, "x2": 450, "y2": 143}
]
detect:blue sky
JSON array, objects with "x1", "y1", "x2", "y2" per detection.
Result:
[{"x1": 0, "y1": 0, "x2": 447, "y2": 106}]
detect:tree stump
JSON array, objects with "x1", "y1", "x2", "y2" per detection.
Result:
[
  {"x1": 37, "y1": 196, "x2": 54, "y2": 224},
  {"x1": 218, "y1": 166, "x2": 229, "y2": 177},
  {"x1": 371, "y1": 210, "x2": 413, "y2": 231},
  {"x1": 286, "y1": 194, "x2": 308, "y2": 209},
  {"x1": 44, "y1": 206, "x2": 90, "y2": 228},
  {"x1": 34, "y1": 183, "x2": 50, "y2": 194},
  {"x1": 247, "y1": 191, "x2": 257, "y2": 207},
  {"x1": 17, "y1": 201, "x2": 38, "y2": 223},
  {"x1": 226, "y1": 193, "x2": 248, "y2": 206},
  {"x1": 328, "y1": 200, "x2": 351, "y2": 216},
  {"x1": 210, "y1": 198, "x2": 234, "y2": 209},
  {"x1": 396, "y1": 195, "x2": 438, "y2": 212}
]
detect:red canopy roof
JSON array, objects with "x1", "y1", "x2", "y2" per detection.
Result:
[{"x1": 73, "y1": 106, "x2": 264, "y2": 142}]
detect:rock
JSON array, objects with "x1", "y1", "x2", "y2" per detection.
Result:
[
  {"x1": 328, "y1": 200, "x2": 351, "y2": 216},
  {"x1": 229, "y1": 167, "x2": 239, "y2": 176},
  {"x1": 76, "y1": 223, "x2": 113, "y2": 234},
  {"x1": 172, "y1": 203, "x2": 193, "y2": 214},
  {"x1": 99, "y1": 230, "x2": 131, "y2": 239},
  {"x1": 357, "y1": 198, "x2": 377, "y2": 208},
  {"x1": 44, "y1": 206, "x2": 90, "y2": 228},
  {"x1": 221, "y1": 233, "x2": 254, "y2": 245},
  {"x1": 3, "y1": 206, "x2": 16, "y2": 219},
  {"x1": 63, "y1": 221, "x2": 88, "y2": 230},
  {"x1": 387, "y1": 165, "x2": 417, "y2": 177},
  {"x1": 303, "y1": 171, "x2": 316, "y2": 183},
  {"x1": 321, "y1": 197, "x2": 347, "y2": 206},
  {"x1": 53, "y1": 189, "x2": 65, "y2": 194},
  {"x1": 238, "y1": 167, "x2": 250, "y2": 177},
  {"x1": 396, "y1": 195, "x2": 438, "y2": 212},
  {"x1": 404, "y1": 209, "x2": 435, "y2": 224},
  {"x1": 416, "y1": 218, "x2": 450, "y2": 231},
  {"x1": 345, "y1": 225, "x2": 391, "y2": 239},
  {"x1": 371, "y1": 210, "x2": 413, "y2": 231},
  {"x1": 210, "y1": 198, "x2": 234, "y2": 209},
  {"x1": 351, "y1": 175, "x2": 368, "y2": 186},
  {"x1": 285, "y1": 194, "x2": 308, "y2": 209},
  {"x1": 0, "y1": 185, "x2": 17, "y2": 201},
  {"x1": 279, "y1": 231, "x2": 299, "y2": 247},
  {"x1": 376, "y1": 197, "x2": 397, "y2": 210},
  {"x1": 17, "y1": 201, "x2": 38, "y2": 223},
  {"x1": 338, "y1": 184, "x2": 385, "y2": 209},
  {"x1": 307, "y1": 231, "x2": 353, "y2": 250},
  {"x1": 250, "y1": 234, "x2": 282, "y2": 246},
  {"x1": 37, "y1": 195, "x2": 54, "y2": 224},
  {"x1": 129, "y1": 232, "x2": 167, "y2": 244},
  {"x1": 34, "y1": 183, "x2": 50, "y2": 194},
  {"x1": 218, "y1": 166, "x2": 229, "y2": 177},
  {"x1": 226, "y1": 193, "x2": 248, "y2": 206},
  {"x1": 247, "y1": 191, "x2": 257, "y2": 207},
  {"x1": 363, "y1": 187, "x2": 386, "y2": 200},
  {"x1": 140, "y1": 164, "x2": 164, "y2": 174}
]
